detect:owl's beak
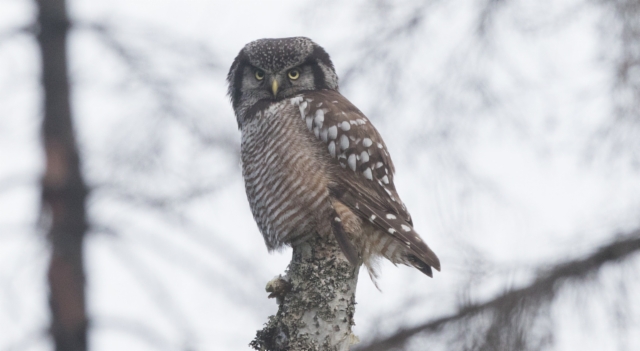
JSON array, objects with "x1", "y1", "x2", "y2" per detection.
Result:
[{"x1": 271, "y1": 79, "x2": 279, "y2": 97}]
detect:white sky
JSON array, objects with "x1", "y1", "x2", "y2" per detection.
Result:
[{"x1": 1, "y1": 0, "x2": 640, "y2": 350}]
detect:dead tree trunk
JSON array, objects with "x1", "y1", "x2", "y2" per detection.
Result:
[
  {"x1": 251, "y1": 233, "x2": 360, "y2": 351},
  {"x1": 36, "y1": 0, "x2": 89, "y2": 350}
]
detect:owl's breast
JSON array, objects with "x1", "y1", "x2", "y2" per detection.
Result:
[{"x1": 240, "y1": 98, "x2": 331, "y2": 249}]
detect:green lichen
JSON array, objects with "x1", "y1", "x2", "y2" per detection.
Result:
[{"x1": 250, "y1": 233, "x2": 359, "y2": 351}]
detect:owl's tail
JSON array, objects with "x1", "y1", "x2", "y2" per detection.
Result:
[
  {"x1": 329, "y1": 207, "x2": 360, "y2": 266},
  {"x1": 407, "y1": 254, "x2": 434, "y2": 277},
  {"x1": 344, "y1": 196, "x2": 441, "y2": 277}
]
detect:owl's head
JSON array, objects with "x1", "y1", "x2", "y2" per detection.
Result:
[{"x1": 227, "y1": 37, "x2": 339, "y2": 126}]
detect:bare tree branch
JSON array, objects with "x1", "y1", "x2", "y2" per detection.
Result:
[
  {"x1": 106, "y1": 241, "x2": 196, "y2": 344},
  {"x1": 338, "y1": 1, "x2": 435, "y2": 89},
  {"x1": 0, "y1": 25, "x2": 34, "y2": 47},
  {"x1": 92, "y1": 187, "x2": 269, "y2": 286},
  {"x1": 596, "y1": 0, "x2": 640, "y2": 165},
  {"x1": 81, "y1": 21, "x2": 239, "y2": 154},
  {"x1": 355, "y1": 229, "x2": 640, "y2": 351},
  {"x1": 35, "y1": 0, "x2": 89, "y2": 350},
  {"x1": 90, "y1": 225, "x2": 270, "y2": 315}
]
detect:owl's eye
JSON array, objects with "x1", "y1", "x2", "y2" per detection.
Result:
[
  {"x1": 255, "y1": 70, "x2": 265, "y2": 80},
  {"x1": 288, "y1": 69, "x2": 300, "y2": 80}
]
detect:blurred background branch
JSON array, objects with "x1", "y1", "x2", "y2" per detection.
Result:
[
  {"x1": 35, "y1": 0, "x2": 88, "y2": 350},
  {"x1": 356, "y1": 229, "x2": 640, "y2": 351}
]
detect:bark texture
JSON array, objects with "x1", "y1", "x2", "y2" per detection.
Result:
[
  {"x1": 251, "y1": 233, "x2": 359, "y2": 351},
  {"x1": 36, "y1": 1, "x2": 89, "y2": 350}
]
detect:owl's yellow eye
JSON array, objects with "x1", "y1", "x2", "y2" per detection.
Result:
[
  {"x1": 255, "y1": 70, "x2": 265, "y2": 80},
  {"x1": 288, "y1": 69, "x2": 300, "y2": 80}
]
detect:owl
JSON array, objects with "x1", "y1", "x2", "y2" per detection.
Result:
[{"x1": 227, "y1": 37, "x2": 440, "y2": 278}]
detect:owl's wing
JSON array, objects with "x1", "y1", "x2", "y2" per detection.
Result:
[{"x1": 290, "y1": 90, "x2": 440, "y2": 273}]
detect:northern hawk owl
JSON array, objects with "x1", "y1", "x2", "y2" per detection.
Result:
[{"x1": 227, "y1": 37, "x2": 440, "y2": 278}]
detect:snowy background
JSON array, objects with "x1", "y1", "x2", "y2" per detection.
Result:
[{"x1": 1, "y1": 0, "x2": 640, "y2": 350}]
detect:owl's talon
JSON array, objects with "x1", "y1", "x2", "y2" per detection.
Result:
[{"x1": 266, "y1": 275, "x2": 291, "y2": 304}]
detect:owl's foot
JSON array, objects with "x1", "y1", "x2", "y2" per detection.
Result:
[{"x1": 265, "y1": 275, "x2": 291, "y2": 305}]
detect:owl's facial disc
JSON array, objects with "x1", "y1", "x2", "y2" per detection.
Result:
[{"x1": 227, "y1": 37, "x2": 339, "y2": 126}]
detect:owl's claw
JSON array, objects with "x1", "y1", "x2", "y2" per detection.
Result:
[{"x1": 266, "y1": 275, "x2": 292, "y2": 304}]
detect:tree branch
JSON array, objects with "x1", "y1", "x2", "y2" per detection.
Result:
[
  {"x1": 251, "y1": 233, "x2": 359, "y2": 351},
  {"x1": 35, "y1": 0, "x2": 89, "y2": 350},
  {"x1": 355, "y1": 229, "x2": 640, "y2": 351}
]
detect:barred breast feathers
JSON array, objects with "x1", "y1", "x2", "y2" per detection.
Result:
[{"x1": 241, "y1": 98, "x2": 332, "y2": 251}]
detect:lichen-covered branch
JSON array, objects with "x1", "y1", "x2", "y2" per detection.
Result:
[{"x1": 251, "y1": 233, "x2": 359, "y2": 351}]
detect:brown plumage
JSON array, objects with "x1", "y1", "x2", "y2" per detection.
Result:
[{"x1": 229, "y1": 37, "x2": 440, "y2": 278}]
